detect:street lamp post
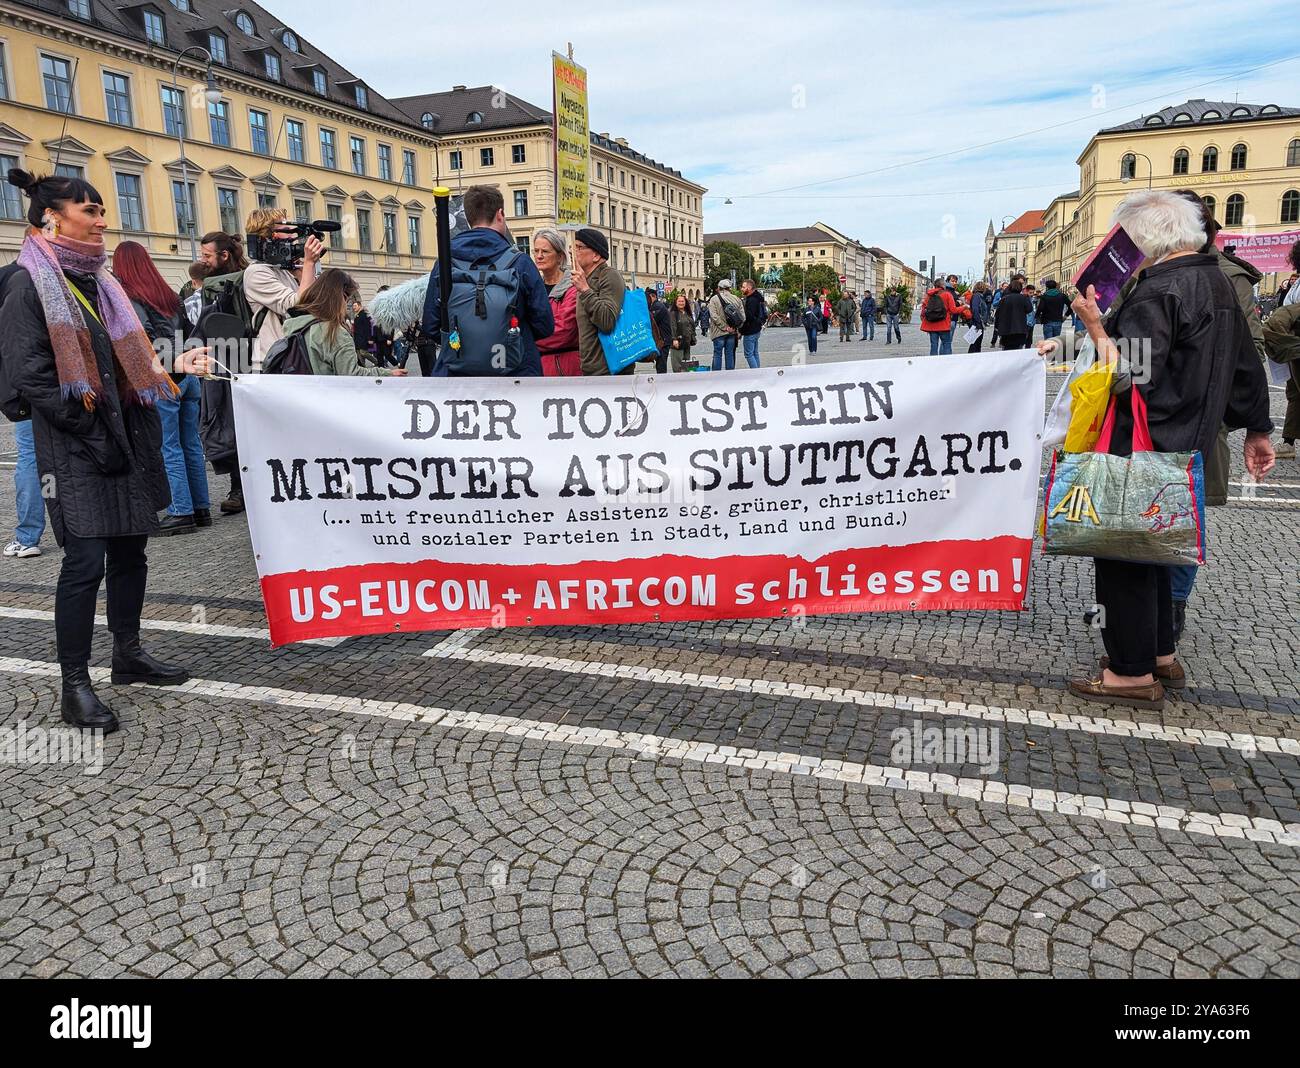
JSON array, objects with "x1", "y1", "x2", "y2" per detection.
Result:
[
  {"x1": 1121, "y1": 152, "x2": 1154, "y2": 190},
  {"x1": 170, "y1": 46, "x2": 222, "y2": 262}
]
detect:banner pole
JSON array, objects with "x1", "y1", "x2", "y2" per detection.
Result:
[{"x1": 433, "y1": 186, "x2": 453, "y2": 337}]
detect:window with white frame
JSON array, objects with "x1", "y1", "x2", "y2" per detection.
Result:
[
  {"x1": 41, "y1": 55, "x2": 75, "y2": 114},
  {"x1": 160, "y1": 84, "x2": 186, "y2": 136},
  {"x1": 217, "y1": 187, "x2": 240, "y2": 233},
  {"x1": 208, "y1": 100, "x2": 231, "y2": 146},
  {"x1": 103, "y1": 71, "x2": 132, "y2": 126},
  {"x1": 115, "y1": 173, "x2": 145, "y2": 231},
  {"x1": 1, "y1": 154, "x2": 24, "y2": 219}
]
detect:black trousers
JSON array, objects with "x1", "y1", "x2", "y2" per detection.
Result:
[
  {"x1": 56, "y1": 533, "x2": 148, "y2": 668},
  {"x1": 1000, "y1": 333, "x2": 1027, "y2": 350},
  {"x1": 967, "y1": 329, "x2": 985, "y2": 353},
  {"x1": 1094, "y1": 557, "x2": 1175, "y2": 677}
]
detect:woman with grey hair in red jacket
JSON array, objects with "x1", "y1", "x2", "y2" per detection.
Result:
[{"x1": 533, "y1": 228, "x2": 581, "y2": 376}]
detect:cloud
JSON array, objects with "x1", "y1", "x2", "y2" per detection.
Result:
[{"x1": 267, "y1": 0, "x2": 1296, "y2": 274}]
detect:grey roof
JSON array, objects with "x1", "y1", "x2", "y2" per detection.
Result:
[
  {"x1": 704, "y1": 226, "x2": 835, "y2": 247},
  {"x1": 1099, "y1": 98, "x2": 1300, "y2": 134},
  {"x1": 10, "y1": 0, "x2": 427, "y2": 132},
  {"x1": 391, "y1": 87, "x2": 692, "y2": 183},
  {"x1": 391, "y1": 86, "x2": 552, "y2": 135}
]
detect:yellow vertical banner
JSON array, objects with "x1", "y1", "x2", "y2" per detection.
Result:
[{"x1": 552, "y1": 51, "x2": 589, "y2": 229}]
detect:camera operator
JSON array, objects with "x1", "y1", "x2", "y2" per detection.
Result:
[{"x1": 243, "y1": 208, "x2": 324, "y2": 365}]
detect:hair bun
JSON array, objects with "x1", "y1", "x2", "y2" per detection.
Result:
[{"x1": 5, "y1": 168, "x2": 39, "y2": 196}]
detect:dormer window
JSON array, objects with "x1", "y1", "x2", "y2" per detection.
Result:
[
  {"x1": 1260, "y1": 104, "x2": 1281, "y2": 115},
  {"x1": 1144, "y1": 115, "x2": 1164, "y2": 125},
  {"x1": 235, "y1": 10, "x2": 255, "y2": 35},
  {"x1": 1230, "y1": 106, "x2": 1250, "y2": 118},
  {"x1": 169, "y1": 0, "x2": 190, "y2": 9},
  {"x1": 1173, "y1": 112, "x2": 1192, "y2": 123},
  {"x1": 467, "y1": 111, "x2": 483, "y2": 125},
  {"x1": 67, "y1": 0, "x2": 91, "y2": 18},
  {"x1": 143, "y1": 8, "x2": 165, "y2": 45},
  {"x1": 421, "y1": 112, "x2": 435, "y2": 129},
  {"x1": 264, "y1": 51, "x2": 280, "y2": 81},
  {"x1": 1202, "y1": 109, "x2": 1221, "y2": 120},
  {"x1": 281, "y1": 30, "x2": 299, "y2": 53},
  {"x1": 355, "y1": 85, "x2": 368, "y2": 109},
  {"x1": 312, "y1": 68, "x2": 327, "y2": 95}
]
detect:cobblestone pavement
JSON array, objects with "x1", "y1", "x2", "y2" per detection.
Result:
[{"x1": 0, "y1": 343, "x2": 1297, "y2": 978}]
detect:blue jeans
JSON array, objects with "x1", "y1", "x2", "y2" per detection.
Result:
[
  {"x1": 804, "y1": 325, "x2": 818, "y2": 353},
  {"x1": 741, "y1": 332, "x2": 760, "y2": 369},
  {"x1": 712, "y1": 334, "x2": 737, "y2": 370},
  {"x1": 1168, "y1": 564, "x2": 1197, "y2": 602},
  {"x1": 928, "y1": 330, "x2": 952, "y2": 355},
  {"x1": 885, "y1": 314, "x2": 901, "y2": 343},
  {"x1": 1043, "y1": 321, "x2": 1063, "y2": 340},
  {"x1": 13, "y1": 419, "x2": 45, "y2": 547},
  {"x1": 157, "y1": 375, "x2": 210, "y2": 516},
  {"x1": 862, "y1": 318, "x2": 874, "y2": 340}
]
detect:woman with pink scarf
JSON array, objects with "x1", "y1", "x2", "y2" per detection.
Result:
[{"x1": 0, "y1": 169, "x2": 207, "y2": 734}]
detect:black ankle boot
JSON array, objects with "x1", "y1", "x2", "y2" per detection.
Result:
[
  {"x1": 110, "y1": 633, "x2": 190, "y2": 686},
  {"x1": 60, "y1": 664, "x2": 119, "y2": 733}
]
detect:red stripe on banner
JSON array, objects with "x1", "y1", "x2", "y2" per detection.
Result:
[{"x1": 258, "y1": 536, "x2": 1034, "y2": 646}]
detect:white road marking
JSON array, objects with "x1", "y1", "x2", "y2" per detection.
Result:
[
  {"x1": 1230, "y1": 480, "x2": 1300, "y2": 489},
  {"x1": 0, "y1": 654, "x2": 1293, "y2": 849},
  {"x1": 425, "y1": 628, "x2": 487, "y2": 658},
  {"x1": 0, "y1": 606, "x2": 344, "y2": 647},
  {"x1": 1226, "y1": 496, "x2": 1300, "y2": 506},
  {"x1": 423, "y1": 644, "x2": 1300, "y2": 759}
]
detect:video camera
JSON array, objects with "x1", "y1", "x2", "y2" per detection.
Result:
[{"x1": 247, "y1": 219, "x2": 342, "y2": 269}]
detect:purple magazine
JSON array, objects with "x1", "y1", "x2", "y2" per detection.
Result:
[{"x1": 1071, "y1": 223, "x2": 1143, "y2": 311}]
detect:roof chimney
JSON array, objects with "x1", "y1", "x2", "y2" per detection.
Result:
[
  {"x1": 452, "y1": 85, "x2": 467, "y2": 91},
  {"x1": 615, "y1": 137, "x2": 629, "y2": 147},
  {"x1": 597, "y1": 132, "x2": 610, "y2": 139}
]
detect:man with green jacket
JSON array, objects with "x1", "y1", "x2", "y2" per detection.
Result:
[{"x1": 836, "y1": 293, "x2": 856, "y2": 342}]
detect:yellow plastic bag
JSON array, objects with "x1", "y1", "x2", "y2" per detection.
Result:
[{"x1": 1064, "y1": 360, "x2": 1115, "y2": 453}]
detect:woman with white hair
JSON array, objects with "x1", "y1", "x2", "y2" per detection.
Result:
[
  {"x1": 532, "y1": 228, "x2": 582, "y2": 376},
  {"x1": 1066, "y1": 188, "x2": 1274, "y2": 710}
]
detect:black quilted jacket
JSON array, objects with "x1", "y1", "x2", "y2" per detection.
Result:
[{"x1": 0, "y1": 267, "x2": 168, "y2": 544}]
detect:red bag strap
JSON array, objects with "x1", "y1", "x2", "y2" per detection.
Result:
[
  {"x1": 1093, "y1": 386, "x2": 1153, "y2": 454},
  {"x1": 1129, "y1": 386, "x2": 1153, "y2": 452}
]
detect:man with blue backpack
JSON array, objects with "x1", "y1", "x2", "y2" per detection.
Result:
[{"x1": 420, "y1": 185, "x2": 554, "y2": 376}]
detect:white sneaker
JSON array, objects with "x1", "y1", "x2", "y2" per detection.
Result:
[{"x1": 2, "y1": 540, "x2": 41, "y2": 557}]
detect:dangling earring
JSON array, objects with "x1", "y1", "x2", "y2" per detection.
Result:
[{"x1": 43, "y1": 214, "x2": 58, "y2": 240}]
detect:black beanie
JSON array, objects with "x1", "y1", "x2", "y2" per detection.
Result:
[{"x1": 574, "y1": 227, "x2": 609, "y2": 260}]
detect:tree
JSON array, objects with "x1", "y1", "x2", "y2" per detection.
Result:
[
  {"x1": 703, "y1": 241, "x2": 750, "y2": 294},
  {"x1": 779, "y1": 262, "x2": 805, "y2": 293},
  {"x1": 805, "y1": 263, "x2": 840, "y2": 304}
]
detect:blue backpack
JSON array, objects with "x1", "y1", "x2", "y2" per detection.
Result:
[{"x1": 437, "y1": 247, "x2": 525, "y2": 376}]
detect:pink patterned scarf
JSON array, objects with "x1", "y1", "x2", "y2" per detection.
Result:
[{"x1": 16, "y1": 231, "x2": 176, "y2": 409}]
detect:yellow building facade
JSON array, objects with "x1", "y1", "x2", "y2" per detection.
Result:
[
  {"x1": 0, "y1": 0, "x2": 445, "y2": 294},
  {"x1": 393, "y1": 86, "x2": 706, "y2": 298},
  {"x1": 0, "y1": 2, "x2": 707, "y2": 299},
  {"x1": 998, "y1": 100, "x2": 1300, "y2": 290},
  {"x1": 703, "y1": 223, "x2": 872, "y2": 294},
  {"x1": 1072, "y1": 99, "x2": 1300, "y2": 285}
]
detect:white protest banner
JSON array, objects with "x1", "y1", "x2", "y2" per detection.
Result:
[{"x1": 232, "y1": 354, "x2": 1046, "y2": 646}]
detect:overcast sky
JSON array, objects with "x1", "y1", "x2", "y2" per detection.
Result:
[{"x1": 270, "y1": 0, "x2": 1295, "y2": 276}]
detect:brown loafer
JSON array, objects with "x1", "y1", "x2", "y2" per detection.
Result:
[
  {"x1": 1069, "y1": 675, "x2": 1165, "y2": 710},
  {"x1": 1099, "y1": 656, "x2": 1186, "y2": 689}
]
